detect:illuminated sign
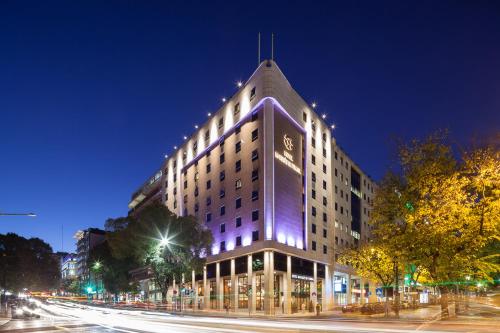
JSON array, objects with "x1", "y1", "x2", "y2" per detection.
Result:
[
  {"x1": 275, "y1": 134, "x2": 301, "y2": 175},
  {"x1": 292, "y1": 274, "x2": 314, "y2": 281}
]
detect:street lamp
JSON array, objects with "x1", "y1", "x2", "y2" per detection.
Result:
[
  {"x1": 0, "y1": 212, "x2": 36, "y2": 217},
  {"x1": 160, "y1": 237, "x2": 170, "y2": 247}
]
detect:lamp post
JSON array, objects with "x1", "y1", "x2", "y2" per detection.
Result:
[
  {"x1": 92, "y1": 261, "x2": 102, "y2": 301},
  {"x1": 0, "y1": 212, "x2": 36, "y2": 217},
  {"x1": 393, "y1": 257, "x2": 400, "y2": 319}
]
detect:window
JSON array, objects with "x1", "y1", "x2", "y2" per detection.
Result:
[
  {"x1": 174, "y1": 200, "x2": 177, "y2": 208},
  {"x1": 235, "y1": 160, "x2": 241, "y2": 172},
  {"x1": 335, "y1": 168, "x2": 338, "y2": 177},
  {"x1": 252, "y1": 129, "x2": 258, "y2": 142},
  {"x1": 220, "y1": 241, "x2": 226, "y2": 252},
  {"x1": 312, "y1": 172, "x2": 316, "y2": 182},
  {"x1": 312, "y1": 224, "x2": 316, "y2": 234},
  {"x1": 303, "y1": 112, "x2": 307, "y2": 122},
  {"x1": 206, "y1": 180, "x2": 211, "y2": 189},
  {"x1": 220, "y1": 223, "x2": 225, "y2": 233},
  {"x1": 335, "y1": 236, "x2": 338, "y2": 245},
  {"x1": 206, "y1": 213, "x2": 212, "y2": 222},
  {"x1": 235, "y1": 141, "x2": 241, "y2": 153},
  {"x1": 340, "y1": 206, "x2": 344, "y2": 214},
  {"x1": 323, "y1": 229, "x2": 327, "y2": 238},
  {"x1": 206, "y1": 164, "x2": 211, "y2": 173},
  {"x1": 219, "y1": 137, "x2": 225, "y2": 148},
  {"x1": 335, "y1": 186, "x2": 338, "y2": 193},
  {"x1": 235, "y1": 179, "x2": 242, "y2": 189},
  {"x1": 252, "y1": 210, "x2": 259, "y2": 221},
  {"x1": 252, "y1": 169, "x2": 259, "y2": 181},
  {"x1": 236, "y1": 197, "x2": 242, "y2": 209},
  {"x1": 194, "y1": 186, "x2": 199, "y2": 197},
  {"x1": 183, "y1": 180, "x2": 188, "y2": 189},
  {"x1": 206, "y1": 197, "x2": 212, "y2": 206},
  {"x1": 205, "y1": 131, "x2": 210, "y2": 142},
  {"x1": 220, "y1": 153, "x2": 225, "y2": 164},
  {"x1": 323, "y1": 164, "x2": 327, "y2": 174},
  {"x1": 251, "y1": 149, "x2": 258, "y2": 161},
  {"x1": 323, "y1": 148, "x2": 327, "y2": 158},
  {"x1": 252, "y1": 230, "x2": 259, "y2": 241},
  {"x1": 220, "y1": 205, "x2": 226, "y2": 216},
  {"x1": 335, "y1": 202, "x2": 338, "y2": 211},
  {"x1": 252, "y1": 190, "x2": 259, "y2": 201},
  {"x1": 220, "y1": 188, "x2": 225, "y2": 198},
  {"x1": 250, "y1": 87, "x2": 256, "y2": 100},
  {"x1": 323, "y1": 196, "x2": 327, "y2": 206},
  {"x1": 323, "y1": 245, "x2": 327, "y2": 254},
  {"x1": 194, "y1": 203, "x2": 199, "y2": 212},
  {"x1": 312, "y1": 241, "x2": 316, "y2": 251},
  {"x1": 335, "y1": 151, "x2": 338, "y2": 160},
  {"x1": 323, "y1": 180, "x2": 327, "y2": 190},
  {"x1": 234, "y1": 102, "x2": 240, "y2": 116},
  {"x1": 236, "y1": 236, "x2": 242, "y2": 247},
  {"x1": 220, "y1": 170, "x2": 225, "y2": 181},
  {"x1": 218, "y1": 117, "x2": 224, "y2": 129},
  {"x1": 193, "y1": 141, "x2": 198, "y2": 153},
  {"x1": 311, "y1": 155, "x2": 316, "y2": 165},
  {"x1": 235, "y1": 125, "x2": 241, "y2": 134},
  {"x1": 312, "y1": 137, "x2": 316, "y2": 148},
  {"x1": 322, "y1": 132, "x2": 327, "y2": 142},
  {"x1": 235, "y1": 216, "x2": 242, "y2": 227},
  {"x1": 312, "y1": 189, "x2": 316, "y2": 199},
  {"x1": 312, "y1": 206, "x2": 317, "y2": 216}
]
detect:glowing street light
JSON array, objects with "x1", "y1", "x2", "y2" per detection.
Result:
[
  {"x1": 322, "y1": 114, "x2": 327, "y2": 119},
  {"x1": 221, "y1": 97, "x2": 227, "y2": 103},
  {"x1": 160, "y1": 237, "x2": 170, "y2": 247},
  {"x1": 237, "y1": 81, "x2": 243, "y2": 88},
  {"x1": 331, "y1": 124, "x2": 336, "y2": 130},
  {"x1": 311, "y1": 102, "x2": 317, "y2": 109}
]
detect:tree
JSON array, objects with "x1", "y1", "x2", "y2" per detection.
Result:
[
  {"x1": 338, "y1": 245, "x2": 396, "y2": 317},
  {"x1": 370, "y1": 131, "x2": 500, "y2": 317},
  {"x1": 88, "y1": 240, "x2": 137, "y2": 299},
  {"x1": 0, "y1": 233, "x2": 60, "y2": 292},
  {"x1": 107, "y1": 203, "x2": 212, "y2": 303}
]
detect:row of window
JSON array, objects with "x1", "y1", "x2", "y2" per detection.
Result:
[
  {"x1": 311, "y1": 241, "x2": 328, "y2": 254},
  {"x1": 207, "y1": 209, "x2": 259, "y2": 223},
  {"x1": 218, "y1": 229, "x2": 258, "y2": 253}
]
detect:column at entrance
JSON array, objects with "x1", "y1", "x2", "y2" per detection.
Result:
[
  {"x1": 203, "y1": 266, "x2": 209, "y2": 310},
  {"x1": 346, "y1": 274, "x2": 352, "y2": 304},
  {"x1": 248, "y1": 254, "x2": 256, "y2": 314},
  {"x1": 192, "y1": 270, "x2": 197, "y2": 310},
  {"x1": 312, "y1": 262, "x2": 318, "y2": 307},
  {"x1": 216, "y1": 262, "x2": 223, "y2": 310},
  {"x1": 283, "y1": 255, "x2": 292, "y2": 314},
  {"x1": 360, "y1": 278, "x2": 366, "y2": 304},
  {"x1": 324, "y1": 264, "x2": 333, "y2": 311},
  {"x1": 231, "y1": 258, "x2": 238, "y2": 312},
  {"x1": 263, "y1": 250, "x2": 275, "y2": 315}
]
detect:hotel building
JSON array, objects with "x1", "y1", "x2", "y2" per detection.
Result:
[{"x1": 128, "y1": 60, "x2": 377, "y2": 314}]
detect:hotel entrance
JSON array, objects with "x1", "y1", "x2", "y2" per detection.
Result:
[{"x1": 291, "y1": 278, "x2": 311, "y2": 312}]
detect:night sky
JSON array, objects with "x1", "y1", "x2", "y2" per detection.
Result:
[{"x1": 1, "y1": 1, "x2": 498, "y2": 252}]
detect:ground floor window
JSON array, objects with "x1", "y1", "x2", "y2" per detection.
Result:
[
  {"x1": 256, "y1": 274, "x2": 264, "y2": 311},
  {"x1": 210, "y1": 280, "x2": 217, "y2": 309},
  {"x1": 223, "y1": 278, "x2": 232, "y2": 309},
  {"x1": 238, "y1": 276, "x2": 248, "y2": 309},
  {"x1": 291, "y1": 279, "x2": 311, "y2": 313}
]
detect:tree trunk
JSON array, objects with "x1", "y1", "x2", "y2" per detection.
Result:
[
  {"x1": 384, "y1": 288, "x2": 389, "y2": 318},
  {"x1": 439, "y1": 286, "x2": 449, "y2": 319}
]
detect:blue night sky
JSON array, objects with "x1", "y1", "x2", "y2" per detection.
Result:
[{"x1": 1, "y1": 1, "x2": 498, "y2": 252}]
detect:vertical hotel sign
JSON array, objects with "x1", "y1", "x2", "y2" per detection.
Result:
[{"x1": 273, "y1": 108, "x2": 304, "y2": 248}]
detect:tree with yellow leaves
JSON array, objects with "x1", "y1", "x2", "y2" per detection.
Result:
[{"x1": 369, "y1": 131, "x2": 499, "y2": 317}]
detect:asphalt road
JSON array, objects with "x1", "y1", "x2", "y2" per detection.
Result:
[{"x1": 0, "y1": 301, "x2": 498, "y2": 333}]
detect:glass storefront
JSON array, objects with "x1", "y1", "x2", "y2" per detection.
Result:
[
  {"x1": 238, "y1": 276, "x2": 248, "y2": 309},
  {"x1": 223, "y1": 278, "x2": 232, "y2": 309},
  {"x1": 256, "y1": 274, "x2": 264, "y2": 311},
  {"x1": 210, "y1": 280, "x2": 217, "y2": 309},
  {"x1": 291, "y1": 279, "x2": 311, "y2": 312}
]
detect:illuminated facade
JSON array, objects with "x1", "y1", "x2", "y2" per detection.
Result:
[{"x1": 129, "y1": 60, "x2": 376, "y2": 314}]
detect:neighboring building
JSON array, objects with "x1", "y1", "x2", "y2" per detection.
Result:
[
  {"x1": 61, "y1": 253, "x2": 78, "y2": 280},
  {"x1": 128, "y1": 60, "x2": 377, "y2": 314},
  {"x1": 74, "y1": 228, "x2": 106, "y2": 282}
]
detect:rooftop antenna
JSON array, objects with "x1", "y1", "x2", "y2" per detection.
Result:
[
  {"x1": 258, "y1": 32, "x2": 261, "y2": 65},
  {"x1": 271, "y1": 33, "x2": 274, "y2": 61}
]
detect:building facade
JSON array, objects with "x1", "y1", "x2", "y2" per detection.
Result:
[
  {"x1": 61, "y1": 253, "x2": 78, "y2": 280},
  {"x1": 74, "y1": 228, "x2": 106, "y2": 282},
  {"x1": 129, "y1": 60, "x2": 377, "y2": 314}
]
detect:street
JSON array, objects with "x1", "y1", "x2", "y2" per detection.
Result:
[{"x1": 1, "y1": 301, "x2": 498, "y2": 333}]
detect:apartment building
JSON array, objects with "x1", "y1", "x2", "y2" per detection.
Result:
[
  {"x1": 128, "y1": 60, "x2": 377, "y2": 314},
  {"x1": 74, "y1": 228, "x2": 106, "y2": 282}
]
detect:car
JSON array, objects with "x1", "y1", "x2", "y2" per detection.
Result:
[
  {"x1": 341, "y1": 304, "x2": 360, "y2": 313},
  {"x1": 11, "y1": 300, "x2": 40, "y2": 319}
]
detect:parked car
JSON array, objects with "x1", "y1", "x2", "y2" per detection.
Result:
[
  {"x1": 341, "y1": 304, "x2": 360, "y2": 313},
  {"x1": 11, "y1": 299, "x2": 40, "y2": 319}
]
